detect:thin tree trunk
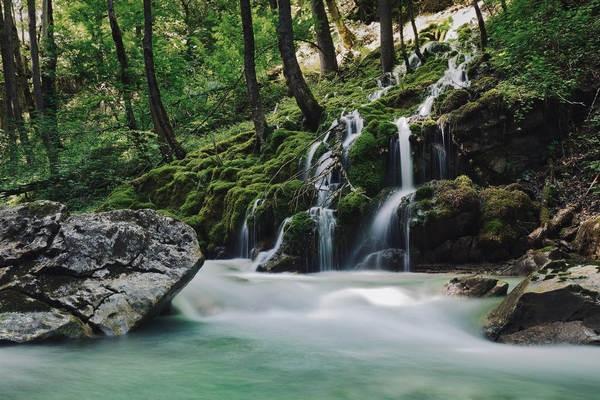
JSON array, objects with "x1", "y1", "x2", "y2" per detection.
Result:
[
  {"x1": 406, "y1": 0, "x2": 424, "y2": 63},
  {"x1": 276, "y1": 0, "x2": 323, "y2": 131},
  {"x1": 28, "y1": 0, "x2": 57, "y2": 174},
  {"x1": 311, "y1": 0, "x2": 338, "y2": 75},
  {"x1": 398, "y1": 0, "x2": 411, "y2": 73},
  {"x1": 0, "y1": 6, "x2": 16, "y2": 165},
  {"x1": 240, "y1": 0, "x2": 266, "y2": 152},
  {"x1": 1, "y1": 0, "x2": 32, "y2": 165},
  {"x1": 325, "y1": 0, "x2": 354, "y2": 50},
  {"x1": 378, "y1": 0, "x2": 394, "y2": 73},
  {"x1": 11, "y1": 11, "x2": 34, "y2": 116},
  {"x1": 143, "y1": 0, "x2": 186, "y2": 161},
  {"x1": 41, "y1": 0, "x2": 60, "y2": 171},
  {"x1": 107, "y1": 0, "x2": 138, "y2": 132},
  {"x1": 473, "y1": 0, "x2": 487, "y2": 50}
]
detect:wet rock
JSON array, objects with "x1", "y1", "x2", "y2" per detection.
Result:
[
  {"x1": 485, "y1": 262, "x2": 600, "y2": 345},
  {"x1": 355, "y1": 248, "x2": 406, "y2": 271},
  {"x1": 574, "y1": 216, "x2": 600, "y2": 260},
  {"x1": 0, "y1": 201, "x2": 204, "y2": 344},
  {"x1": 445, "y1": 276, "x2": 509, "y2": 297},
  {"x1": 502, "y1": 249, "x2": 551, "y2": 276}
]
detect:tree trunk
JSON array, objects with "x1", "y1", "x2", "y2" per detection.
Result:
[
  {"x1": 406, "y1": 0, "x2": 424, "y2": 63},
  {"x1": 1, "y1": 0, "x2": 32, "y2": 165},
  {"x1": 276, "y1": 0, "x2": 323, "y2": 131},
  {"x1": 240, "y1": 0, "x2": 266, "y2": 152},
  {"x1": 398, "y1": 0, "x2": 411, "y2": 73},
  {"x1": 107, "y1": 0, "x2": 138, "y2": 132},
  {"x1": 0, "y1": 0, "x2": 16, "y2": 164},
  {"x1": 378, "y1": 0, "x2": 394, "y2": 73},
  {"x1": 41, "y1": 0, "x2": 60, "y2": 173},
  {"x1": 28, "y1": 0, "x2": 57, "y2": 174},
  {"x1": 473, "y1": 0, "x2": 487, "y2": 50},
  {"x1": 143, "y1": 0, "x2": 186, "y2": 161},
  {"x1": 12, "y1": 27, "x2": 34, "y2": 116},
  {"x1": 310, "y1": 0, "x2": 338, "y2": 75},
  {"x1": 325, "y1": 0, "x2": 354, "y2": 50}
]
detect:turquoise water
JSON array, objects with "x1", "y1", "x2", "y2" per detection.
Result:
[{"x1": 2, "y1": 259, "x2": 600, "y2": 400}]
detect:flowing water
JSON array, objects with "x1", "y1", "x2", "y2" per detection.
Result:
[
  {"x1": 254, "y1": 218, "x2": 291, "y2": 267},
  {"x1": 3, "y1": 259, "x2": 600, "y2": 400},
  {"x1": 239, "y1": 198, "x2": 263, "y2": 258}
]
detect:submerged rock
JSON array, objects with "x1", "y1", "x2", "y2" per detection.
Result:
[
  {"x1": 355, "y1": 248, "x2": 406, "y2": 271},
  {"x1": 485, "y1": 261, "x2": 600, "y2": 345},
  {"x1": 445, "y1": 276, "x2": 509, "y2": 297},
  {"x1": 0, "y1": 201, "x2": 204, "y2": 344}
]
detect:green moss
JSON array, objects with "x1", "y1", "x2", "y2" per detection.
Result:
[
  {"x1": 337, "y1": 189, "x2": 370, "y2": 224},
  {"x1": 348, "y1": 130, "x2": 385, "y2": 196}
]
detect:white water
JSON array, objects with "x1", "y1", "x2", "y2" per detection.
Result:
[
  {"x1": 239, "y1": 198, "x2": 262, "y2": 258},
  {"x1": 254, "y1": 217, "x2": 291, "y2": 267},
  {"x1": 366, "y1": 118, "x2": 415, "y2": 270},
  {"x1": 4, "y1": 260, "x2": 600, "y2": 399},
  {"x1": 340, "y1": 110, "x2": 364, "y2": 160},
  {"x1": 307, "y1": 111, "x2": 364, "y2": 271},
  {"x1": 309, "y1": 207, "x2": 337, "y2": 271},
  {"x1": 419, "y1": 53, "x2": 472, "y2": 117}
]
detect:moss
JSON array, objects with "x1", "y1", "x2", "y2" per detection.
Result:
[
  {"x1": 414, "y1": 185, "x2": 434, "y2": 201},
  {"x1": 281, "y1": 212, "x2": 317, "y2": 258},
  {"x1": 348, "y1": 130, "x2": 386, "y2": 196},
  {"x1": 337, "y1": 189, "x2": 370, "y2": 224},
  {"x1": 481, "y1": 187, "x2": 535, "y2": 222},
  {"x1": 435, "y1": 88, "x2": 470, "y2": 115}
]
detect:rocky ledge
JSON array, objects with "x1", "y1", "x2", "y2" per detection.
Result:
[
  {"x1": 444, "y1": 276, "x2": 509, "y2": 297},
  {"x1": 485, "y1": 260, "x2": 600, "y2": 345},
  {"x1": 0, "y1": 201, "x2": 204, "y2": 344}
]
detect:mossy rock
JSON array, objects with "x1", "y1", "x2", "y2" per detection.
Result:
[{"x1": 435, "y1": 88, "x2": 470, "y2": 115}]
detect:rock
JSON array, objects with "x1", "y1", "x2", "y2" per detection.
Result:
[
  {"x1": 485, "y1": 262, "x2": 600, "y2": 345},
  {"x1": 574, "y1": 216, "x2": 600, "y2": 260},
  {"x1": 422, "y1": 41, "x2": 451, "y2": 57},
  {"x1": 355, "y1": 248, "x2": 406, "y2": 271},
  {"x1": 528, "y1": 206, "x2": 577, "y2": 248},
  {"x1": 0, "y1": 201, "x2": 204, "y2": 344},
  {"x1": 445, "y1": 276, "x2": 509, "y2": 297},
  {"x1": 502, "y1": 249, "x2": 550, "y2": 276}
]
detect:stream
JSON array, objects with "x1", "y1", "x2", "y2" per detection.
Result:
[{"x1": 2, "y1": 259, "x2": 600, "y2": 399}]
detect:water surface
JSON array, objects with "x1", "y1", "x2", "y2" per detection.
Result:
[{"x1": 2, "y1": 259, "x2": 599, "y2": 400}]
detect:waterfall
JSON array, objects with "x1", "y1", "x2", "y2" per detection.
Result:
[
  {"x1": 309, "y1": 111, "x2": 363, "y2": 271},
  {"x1": 418, "y1": 54, "x2": 472, "y2": 117},
  {"x1": 434, "y1": 123, "x2": 449, "y2": 180},
  {"x1": 239, "y1": 198, "x2": 262, "y2": 258},
  {"x1": 368, "y1": 73, "x2": 397, "y2": 102},
  {"x1": 254, "y1": 218, "x2": 291, "y2": 267},
  {"x1": 309, "y1": 207, "x2": 336, "y2": 271},
  {"x1": 397, "y1": 117, "x2": 414, "y2": 189},
  {"x1": 340, "y1": 110, "x2": 364, "y2": 162}
]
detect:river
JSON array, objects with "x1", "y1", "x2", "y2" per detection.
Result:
[{"x1": 2, "y1": 259, "x2": 600, "y2": 399}]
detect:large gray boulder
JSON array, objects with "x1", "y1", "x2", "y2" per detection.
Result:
[
  {"x1": 0, "y1": 201, "x2": 204, "y2": 344},
  {"x1": 485, "y1": 261, "x2": 600, "y2": 345}
]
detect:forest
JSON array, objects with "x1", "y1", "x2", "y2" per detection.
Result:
[{"x1": 0, "y1": 0, "x2": 600, "y2": 398}]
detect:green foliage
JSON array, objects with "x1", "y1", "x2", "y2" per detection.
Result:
[{"x1": 488, "y1": 0, "x2": 600, "y2": 99}]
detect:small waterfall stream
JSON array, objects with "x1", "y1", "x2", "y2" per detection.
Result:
[
  {"x1": 254, "y1": 217, "x2": 291, "y2": 267},
  {"x1": 368, "y1": 117, "x2": 416, "y2": 270},
  {"x1": 239, "y1": 198, "x2": 263, "y2": 258},
  {"x1": 309, "y1": 111, "x2": 364, "y2": 271}
]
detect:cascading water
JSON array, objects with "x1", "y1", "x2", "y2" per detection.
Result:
[
  {"x1": 308, "y1": 112, "x2": 363, "y2": 271},
  {"x1": 254, "y1": 218, "x2": 291, "y2": 267},
  {"x1": 434, "y1": 123, "x2": 449, "y2": 180},
  {"x1": 418, "y1": 53, "x2": 472, "y2": 117},
  {"x1": 368, "y1": 73, "x2": 397, "y2": 102},
  {"x1": 340, "y1": 110, "x2": 364, "y2": 163},
  {"x1": 366, "y1": 117, "x2": 415, "y2": 270},
  {"x1": 239, "y1": 198, "x2": 262, "y2": 258}
]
